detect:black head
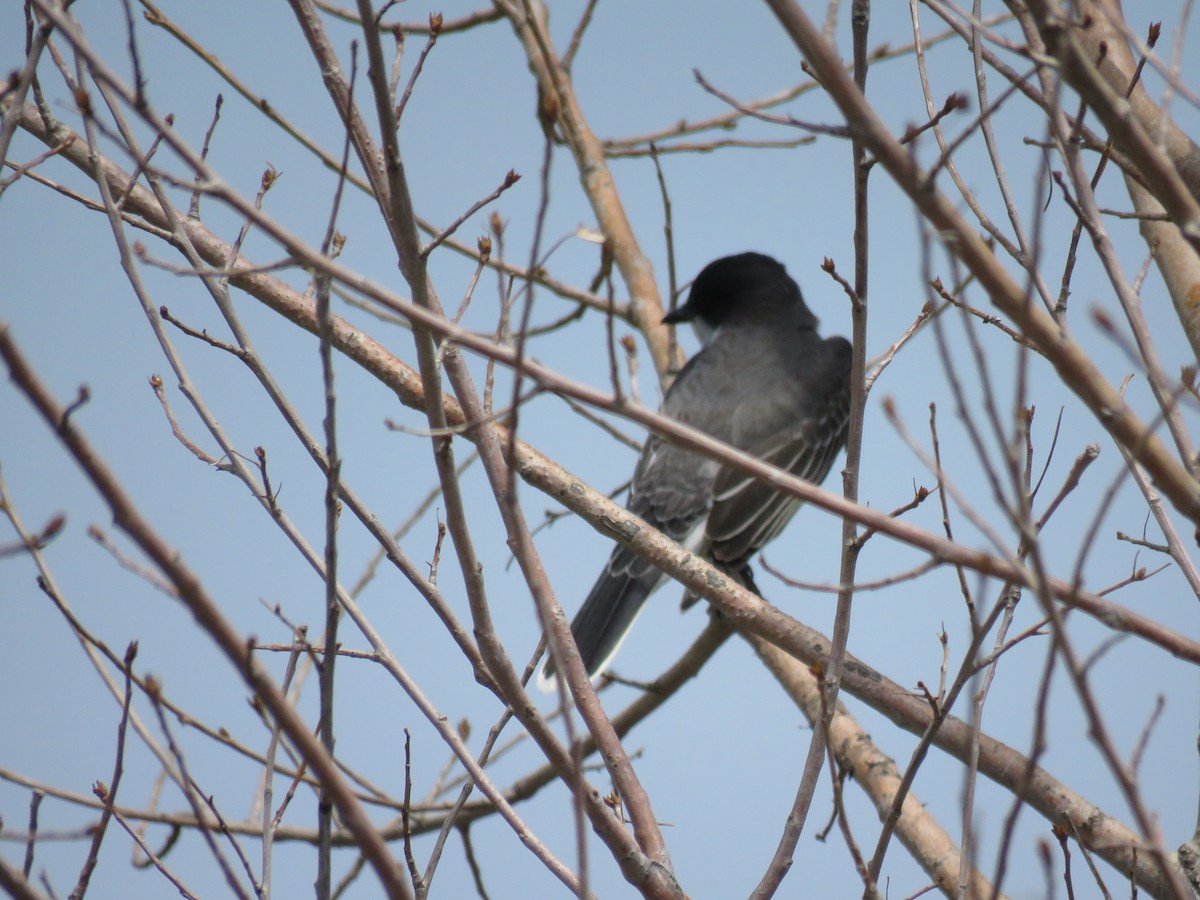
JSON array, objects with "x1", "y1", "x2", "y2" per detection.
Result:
[{"x1": 662, "y1": 252, "x2": 818, "y2": 331}]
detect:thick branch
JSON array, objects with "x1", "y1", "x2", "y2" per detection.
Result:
[
  {"x1": 761, "y1": 0, "x2": 1200, "y2": 527},
  {"x1": 1056, "y1": 0, "x2": 1200, "y2": 362},
  {"x1": 749, "y1": 637, "x2": 1008, "y2": 900},
  {"x1": 0, "y1": 328, "x2": 411, "y2": 900},
  {"x1": 494, "y1": 0, "x2": 678, "y2": 382}
]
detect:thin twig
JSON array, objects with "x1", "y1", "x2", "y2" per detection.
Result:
[
  {"x1": 394, "y1": 14, "x2": 441, "y2": 121},
  {"x1": 67, "y1": 643, "x2": 137, "y2": 900}
]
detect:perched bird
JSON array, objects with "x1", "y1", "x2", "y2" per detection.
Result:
[{"x1": 544, "y1": 252, "x2": 852, "y2": 684}]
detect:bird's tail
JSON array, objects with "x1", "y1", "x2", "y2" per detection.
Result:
[{"x1": 539, "y1": 547, "x2": 660, "y2": 689}]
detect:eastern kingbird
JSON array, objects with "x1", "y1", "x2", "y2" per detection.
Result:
[{"x1": 544, "y1": 252, "x2": 852, "y2": 684}]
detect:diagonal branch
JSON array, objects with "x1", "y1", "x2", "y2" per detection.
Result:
[
  {"x1": 295, "y1": 0, "x2": 678, "y2": 893},
  {"x1": 493, "y1": 0, "x2": 679, "y2": 383},
  {"x1": 0, "y1": 326, "x2": 412, "y2": 900},
  {"x1": 761, "y1": 0, "x2": 1200, "y2": 528}
]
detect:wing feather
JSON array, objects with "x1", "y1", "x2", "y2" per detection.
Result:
[{"x1": 706, "y1": 344, "x2": 850, "y2": 564}]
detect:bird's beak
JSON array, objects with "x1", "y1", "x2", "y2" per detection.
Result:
[{"x1": 661, "y1": 305, "x2": 692, "y2": 326}]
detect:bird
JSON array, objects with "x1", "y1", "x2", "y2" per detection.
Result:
[{"x1": 542, "y1": 252, "x2": 852, "y2": 685}]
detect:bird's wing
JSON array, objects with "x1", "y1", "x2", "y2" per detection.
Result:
[{"x1": 705, "y1": 343, "x2": 851, "y2": 565}]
